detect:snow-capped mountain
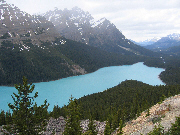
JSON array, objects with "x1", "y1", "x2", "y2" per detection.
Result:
[
  {"x1": 167, "y1": 33, "x2": 180, "y2": 41},
  {"x1": 135, "y1": 37, "x2": 161, "y2": 46},
  {"x1": 43, "y1": 7, "x2": 119, "y2": 46},
  {"x1": 144, "y1": 33, "x2": 180, "y2": 51},
  {"x1": 43, "y1": 7, "x2": 154, "y2": 56},
  {"x1": 43, "y1": 7, "x2": 94, "y2": 45},
  {"x1": 0, "y1": 0, "x2": 60, "y2": 46}
]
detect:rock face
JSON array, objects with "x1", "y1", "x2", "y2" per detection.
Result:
[
  {"x1": 0, "y1": 0, "x2": 60, "y2": 46},
  {"x1": 80, "y1": 119, "x2": 106, "y2": 134},
  {"x1": 122, "y1": 94, "x2": 180, "y2": 134}
]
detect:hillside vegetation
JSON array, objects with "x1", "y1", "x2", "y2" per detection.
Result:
[
  {"x1": 51, "y1": 80, "x2": 180, "y2": 131},
  {"x1": 0, "y1": 37, "x2": 147, "y2": 86}
]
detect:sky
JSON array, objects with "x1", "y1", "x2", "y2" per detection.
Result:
[{"x1": 5, "y1": 0, "x2": 180, "y2": 42}]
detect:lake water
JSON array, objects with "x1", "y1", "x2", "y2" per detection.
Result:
[{"x1": 0, "y1": 62, "x2": 165, "y2": 112}]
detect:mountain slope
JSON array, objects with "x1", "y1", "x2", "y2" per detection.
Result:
[
  {"x1": 43, "y1": 7, "x2": 159, "y2": 57},
  {"x1": 0, "y1": 36, "x2": 146, "y2": 86},
  {"x1": 165, "y1": 45, "x2": 180, "y2": 56}
]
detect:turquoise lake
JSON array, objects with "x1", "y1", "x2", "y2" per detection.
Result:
[{"x1": 0, "y1": 62, "x2": 165, "y2": 111}]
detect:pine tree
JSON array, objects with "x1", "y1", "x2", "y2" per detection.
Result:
[
  {"x1": 146, "y1": 108, "x2": 150, "y2": 117},
  {"x1": 169, "y1": 116, "x2": 180, "y2": 134},
  {"x1": 0, "y1": 110, "x2": 6, "y2": 126},
  {"x1": 63, "y1": 95, "x2": 82, "y2": 135},
  {"x1": 117, "y1": 120, "x2": 123, "y2": 135},
  {"x1": 3, "y1": 76, "x2": 49, "y2": 135},
  {"x1": 87, "y1": 116, "x2": 97, "y2": 135},
  {"x1": 148, "y1": 124, "x2": 164, "y2": 135},
  {"x1": 104, "y1": 121, "x2": 111, "y2": 135},
  {"x1": 5, "y1": 111, "x2": 12, "y2": 125}
]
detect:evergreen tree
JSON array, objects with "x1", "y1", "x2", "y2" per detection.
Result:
[
  {"x1": 169, "y1": 116, "x2": 180, "y2": 134},
  {"x1": 117, "y1": 120, "x2": 123, "y2": 135},
  {"x1": 146, "y1": 108, "x2": 150, "y2": 117},
  {"x1": 5, "y1": 111, "x2": 12, "y2": 125},
  {"x1": 0, "y1": 110, "x2": 6, "y2": 126},
  {"x1": 3, "y1": 76, "x2": 49, "y2": 135},
  {"x1": 148, "y1": 124, "x2": 164, "y2": 135},
  {"x1": 51, "y1": 105, "x2": 59, "y2": 118},
  {"x1": 63, "y1": 95, "x2": 82, "y2": 135},
  {"x1": 104, "y1": 121, "x2": 111, "y2": 135},
  {"x1": 87, "y1": 116, "x2": 97, "y2": 135}
]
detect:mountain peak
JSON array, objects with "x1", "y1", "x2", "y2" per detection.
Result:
[
  {"x1": 43, "y1": 7, "x2": 153, "y2": 56},
  {"x1": 90, "y1": 17, "x2": 107, "y2": 28}
]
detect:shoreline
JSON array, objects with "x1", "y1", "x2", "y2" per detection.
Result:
[
  {"x1": 0, "y1": 61, "x2": 165, "y2": 87},
  {"x1": 158, "y1": 74, "x2": 166, "y2": 85}
]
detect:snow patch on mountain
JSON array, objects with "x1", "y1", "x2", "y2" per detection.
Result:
[
  {"x1": 167, "y1": 33, "x2": 180, "y2": 40},
  {"x1": 91, "y1": 17, "x2": 106, "y2": 28}
]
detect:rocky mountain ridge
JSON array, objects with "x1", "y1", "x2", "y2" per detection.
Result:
[
  {"x1": 0, "y1": 0, "x2": 60, "y2": 46},
  {"x1": 0, "y1": 1, "x2": 160, "y2": 58},
  {"x1": 43, "y1": 7, "x2": 114, "y2": 45},
  {"x1": 43, "y1": 7, "x2": 156, "y2": 56}
]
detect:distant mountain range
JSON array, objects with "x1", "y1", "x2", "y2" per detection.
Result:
[
  {"x1": 132, "y1": 37, "x2": 160, "y2": 46},
  {"x1": 143, "y1": 33, "x2": 180, "y2": 55}
]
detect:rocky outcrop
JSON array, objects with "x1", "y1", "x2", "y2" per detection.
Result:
[
  {"x1": 122, "y1": 94, "x2": 180, "y2": 134},
  {"x1": 80, "y1": 119, "x2": 106, "y2": 134},
  {"x1": 71, "y1": 64, "x2": 87, "y2": 75},
  {"x1": 44, "y1": 116, "x2": 66, "y2": 135},
  {"x1": 43, "y1": 117, "x2": 106, "y2": 135}
]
